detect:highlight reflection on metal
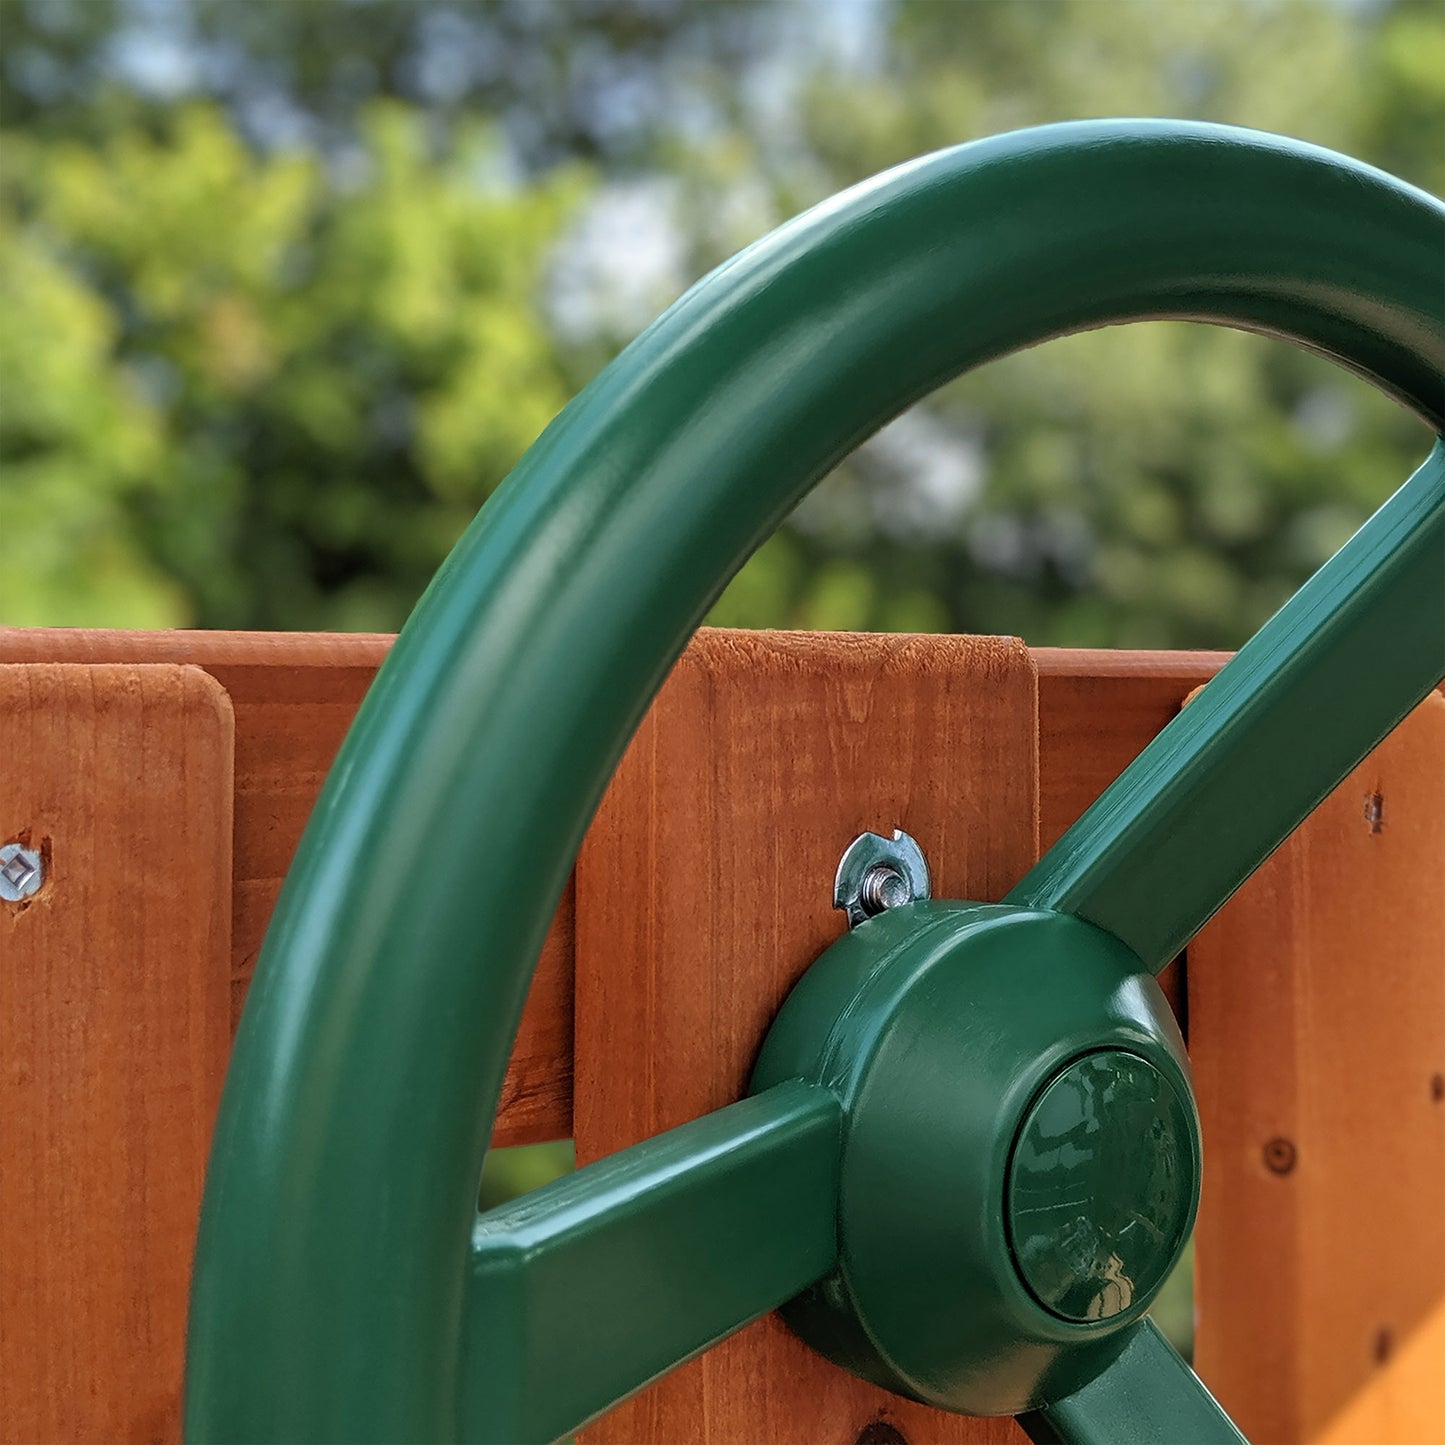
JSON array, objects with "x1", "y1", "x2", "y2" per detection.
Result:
[
  {"x1": 0, "y1": 842, "x2": 44, "y2": 902},
  {"x1": 1007, "y1": 1050, "x2": 1196, "y2": 1322},
  {"x1": 833, "y1": 830, "x2": 931, "y2": 928}
]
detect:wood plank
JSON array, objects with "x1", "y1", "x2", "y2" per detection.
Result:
[
  {"x1": 1034, "y1": 645, "x2": 1443, "y2": 849},
  {"x1": 1033, "y1": 648, "x2": 1231, "y2": 1022},
  {"x1": 1037, "y1": 651, "x2": 1445, "y2": 1444},
  {"x1": 5, "y1": 629, "x2": 1437, "y2": 1442},
  {"x1": 0, "y1": 664, "x2": 233, "y2": 1445},
  {"x1": 1033, "y1": 647, "x2": 1230, "y2": 853},
  {"x1": 0, "y1": 633, "x2": 1249, "y2": 1148},
  {"x1": 0, "y1": 629, "x2": 572, "y2": 1147},
  {"x1": 1191, "y1": 693, "x2": 1445, "y2": 1445},
  {"x1": 574, "y1": 628, "x2": 1037, "y2": 1444}
]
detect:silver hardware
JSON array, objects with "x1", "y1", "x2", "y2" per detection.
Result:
[
  {"x1": 0, "y1": 842, "x2": 44, "y2": 902},
  {"x1": 834, "y1": 829, "x2": 930, "y2": 928}
]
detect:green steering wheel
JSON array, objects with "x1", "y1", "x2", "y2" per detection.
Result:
[{"x1": 185, "y1": 120, "x2": 1445, "y2": 1445}]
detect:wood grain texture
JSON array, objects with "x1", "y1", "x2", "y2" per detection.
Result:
[
  {"x1": 0, "y1": 664, "x2": 233, "y2": 1445},
  {"x1": 1033, "y1": 647, "x2": 1230, "y2": 853},
  {"x1": 574, "y1": 628, "x2": 1038, "y2": 1444},
  {"x1": 1034, "y1": 645, "x2": 1442, "y2": 849},
  {"x1": 1032, "y1": 647, "x2": 1231, "y2": 1021},
  {"x1": 0, "y1": 629, "x2": 572, "y2": 1147},
  {"x1": 1191, "y1": 693, "x2": 1445, "y2": 1445},
  {"x1": 4, "y1": 630, "x2": 1438, "y2": 1444}
]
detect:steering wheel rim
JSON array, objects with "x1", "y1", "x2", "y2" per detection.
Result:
[{"x1": 185, "y1": 119, "x2": 1444, "y2": 1442}]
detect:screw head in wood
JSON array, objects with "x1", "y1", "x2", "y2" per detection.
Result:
[{"x1": 0, "y1": 842, "x2": 44, "y2": 901}]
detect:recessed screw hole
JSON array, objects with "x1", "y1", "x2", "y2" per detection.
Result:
[
  {"x1": 855, "y1": 1425, "x2": 908, "y2": 1445},
  {"x1": 1373, "y1": 1327, "x2": 1393, "y2": 1365},
  {"x1": 1363, "y1": 792, "x2": 1384, "y2": 833},
  {"x1": 1263, "y1": 1137, "x2": 1296, "y2": 1174}
]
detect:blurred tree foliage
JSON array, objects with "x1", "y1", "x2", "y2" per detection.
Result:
[
  {"x1": 0, "y1": 0, "x2": 766, "y2": 164},
  {"x1": 2, "y1": 104, "x2": 581, "y2": 626},
  {"x1": 697, "y1": 0, "x2": 1445, "y2": 646},
  {"x1": 1, "y1": 0, "x2": 1441, "y2": 644}
]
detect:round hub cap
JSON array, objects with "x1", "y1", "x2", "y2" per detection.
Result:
[
  {"x1": 1007, "y1": 1049, "x2": 1197, "y2": 1322},
  {"x1": 751, "y1": 903, "x2": 1201, "y2": 1414}
]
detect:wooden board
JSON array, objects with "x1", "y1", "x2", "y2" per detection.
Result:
[
  {"x1": 1033, "y1": 648, "x2": 1230, "y2": 852},
  {"x1": 574, "y1": 628, "x2": 1038, "y2": 1444},
  {"x1": 1191, "y1": 693, "x2": 1445, "y2": 1445},
  {"x1": 0, "y1": 632, "x2": 1250, "y2": 1153},
  {"x1": 1034, "y1": 647, "x2": 1232, "y2": 1026},
  {"x1": 0, "y1": 629, "x2": 572, "y2": 1147},
  {"x1": 3, "y1": 630, "x2": 1439, "y2": 1444},
  {"x1": 0, "y1": 664, "x2": 233, "y2": 1445},
  {"x1": 1040, "y1": 652, "x2": 1445, "y2": 1444}
]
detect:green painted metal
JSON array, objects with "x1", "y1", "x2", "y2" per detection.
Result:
[
  {"x1": 461, "y1": 1082, "x2": 840, "y2": 1445},
  {"x1": 1009, "y1": 439, "x2": 1445, "y2": 971},
  {"x1": 185, "y1": 121, "x2": 1443, "y2": 1442},
  {"x1": 1019, "y1": 1320, "x2": 1247, "y2": 1445},
  {"x1": 1007, "y1": 1050, "x2": 1196, "y2": 1323},
  {"x1": 749, "y1": 902, "x2": 1198, "y2": 1417}
]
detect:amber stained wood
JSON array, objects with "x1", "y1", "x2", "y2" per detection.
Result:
[
  {"x1": 0, "y1": 664, "x2": 233, "y2": 1445},
  {"x1": 1033, "y1": 648, "x2": 1230, "y2": 852},
  {"x1": 575, "y1": 628, "x2": 1038, "y2": 1444},
  {"x1": 1033, "y1": 648, "x2": 1231, "y2": 1022},
  {"x1": 1191, "y1": 693, "x2": 1445, "y2": 1445},
  {"x1": 5, "y1": 630, "x2": 1439, "y2": 1444},
  {"x1": 0, "y1": 629, "x2": 572, "y2": 1147}
]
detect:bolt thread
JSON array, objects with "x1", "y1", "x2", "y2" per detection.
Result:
[{"x1": 860, "y1": 864, "x2": 910, "y2": 916}]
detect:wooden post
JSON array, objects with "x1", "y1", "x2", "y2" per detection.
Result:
[
  {"x1": 2, "y1": 630, "x2": 1439, "y2": 1443},
  {"x1": 1191, "y1": 694, "x2": 1445, "y2": 1445},
  {"x1": 1033, "y1": 647, "x2": 1235, "y2": 1021},
  {"x1": 574, "y1": 629, "x2": 1038, "y2": 1443},
  {"x1": 1036, "y1": 652, "x2": 1445, "y2": 1445},
  {"x1": 0, "y1": 628, "x2": 574, "y2": 1149},
  {"x1": 0, "y1": 665, "x2": 234, "y2": 1445},
  {"x1": 0, "y1": 635, "x2": 575, "y2": 1445}
]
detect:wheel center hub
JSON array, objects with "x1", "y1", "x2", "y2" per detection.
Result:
[
  {"x1": 1008, "y1": 1049, "x2": 1196, "y2": 1323},
  {"x1": 751, "y1": 901, "x2": 1201, "y2": 1416}
]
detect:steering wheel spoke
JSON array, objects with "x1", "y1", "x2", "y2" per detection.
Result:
[
  {"x1": 462, "y1": 1081, "x2": 840, "y2": 1445},
  {"x1": 1020, "y1": 1320, "x2": 1246, "y2": 1445},
  {"x1": 1009, "y1": 441, "x2": 1445, "y2": 971}
]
